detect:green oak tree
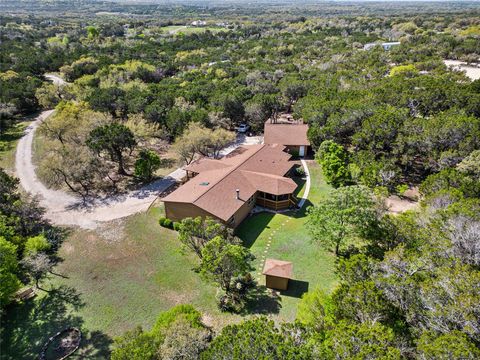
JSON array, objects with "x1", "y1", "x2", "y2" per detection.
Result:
[
  {"x1": 110, "y1": 326, "x2": 157, "y2": 360},
  {"x1": 23, "y1": 234, "x2": 51, "y2": 256},
  {"x1": 317, "y1": 140, "x2": 351, "y2": 187},
  {"x1": 111, "y1": 305, "x2": 208, "y2": 360},
  {"x1": 201, "y1": 317, "x2": 312, "y2": 360},
  {"x1": 86, "y1": 123, "x2": 137, "y2": 175},
  {"x1": 416, "y1": 331, "x2": 480, "y2": 360},
  {"x1": 0, "y1": 237, "x2": 21, "y2": 307},
  {"x1": 177, "y1": 217, "x2": 233, "y2": 260},
  {"x1": 307, "y1": 185, "x2": 379, "y2": 256},
  {"x1": 198, "y1": 236, "x2": 254, "y2": 294},
  {"x1": 322, "y1": 321, "x2": 401, "y2": 360}
]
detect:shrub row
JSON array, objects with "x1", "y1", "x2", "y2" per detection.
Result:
[
  {"x1": 159, "y1": 217, "x2": 181, "y2": 231},
  {"x1": 295, "y1": 166, "x2": 306, "y2": 177}
]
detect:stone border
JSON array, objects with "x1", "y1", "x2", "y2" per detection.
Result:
[{"x1": 39, "y1": 327, "x2": 81, "y2": 360}]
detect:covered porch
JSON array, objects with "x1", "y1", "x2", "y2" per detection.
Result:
[{"x1": 256, "y1": 191, "x2": 297, "y2": 210}]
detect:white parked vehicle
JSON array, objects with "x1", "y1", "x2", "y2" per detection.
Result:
[{"x1": 237, "y1": 124, "x2": 250, "y2": 133}]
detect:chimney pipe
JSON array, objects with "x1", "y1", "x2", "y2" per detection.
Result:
[{"x1": 236, "y1": 189, "x2": 240, "y2": 200}]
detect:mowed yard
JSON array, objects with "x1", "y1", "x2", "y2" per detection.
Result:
[
  {"x1": 236, "y1": 161, "x2": 337, "y2": 320},
  {"x1": 1, "y1": 161, "x2": 336, "y2": 359}
]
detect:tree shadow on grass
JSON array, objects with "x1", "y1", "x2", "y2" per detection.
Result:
[
  {"x1": 0, "y1": 122, "x2": 26, "y2": 152},
  {"x1": 241, "y1": 285, "x2": 282, "y2": 315},
  {"x1": 292, "y1": 199, "x2": 314, "y2": 219},
  {"x1": 0, "y1": 285, "x2": 112, "y2": 360},
  {"x1": 279, "y1": 280, "x2": 309, "y2": 299},
  {"x1": 235, "y1": 213, "x2": 275, "y2": 248}
]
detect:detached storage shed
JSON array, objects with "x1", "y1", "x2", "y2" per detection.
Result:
[{"x1": 262, "y1": 258, "x2": 293, "y2": 291}]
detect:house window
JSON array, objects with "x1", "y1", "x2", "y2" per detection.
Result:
[{"x1": 228, "y1": 216, "x2": 235, "y2": 226}]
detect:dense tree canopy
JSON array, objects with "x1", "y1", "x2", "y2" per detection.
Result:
[
  {"x1": 1, "y1": 2, "x2": 479, "y2": 357},
  {"x1": 0, "y1": 169, "x2": 60, "y2": 306}
]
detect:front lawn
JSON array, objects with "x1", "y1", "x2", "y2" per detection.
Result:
[{"x1": 236, "y1": 160, "x2": 337, "y2": 321}]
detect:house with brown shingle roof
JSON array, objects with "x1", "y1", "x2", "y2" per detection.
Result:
[
  {"x1": 264, "y1": 117, "x2": 310, "y2": 157},
  {"x1": 162, "y1": 144, "x2": 298, "y2": 227}
]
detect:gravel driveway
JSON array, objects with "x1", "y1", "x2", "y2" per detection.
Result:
[{"x1": 14, "y1": 107, "x2": 263, "y2": 229}]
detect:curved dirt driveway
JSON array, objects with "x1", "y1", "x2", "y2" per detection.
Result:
[
  {"x1": 15, "y1": 109, "x2": 179, "y2": 229},
  {"x1": 14, "y1": 86, "x2": 263, "y2": 229},
  {"x1": 15, "y1": 74, "x2": 186, "y2": 229}
]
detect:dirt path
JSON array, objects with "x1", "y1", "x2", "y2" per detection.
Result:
[
  {"x1": 444, "y1": 60, "x2": 480, "y2": 81},
  {"x1": 44, "y1": 73, "x2": 68, "y2": 86},
  {"x1": 14, "y1": 109, "x2": 179, "y2": 228},
  {"x1": 385, "y1": 195, "x2": 419, "y2": 214},
  {"x1": 14, "y1": 108, "x2": 262, "y2": 229}
]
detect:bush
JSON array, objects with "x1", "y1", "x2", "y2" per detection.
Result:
[
  {"x1": 295, "y1": 167, "x2": 306, "y2": 177},
  {"x1": 24, "y1": 235, "x2": 51, "y2": 256},
  {"x1": 159, "y1": 217, "x2": 174, "y2": 229},
  {"x1": 216, "y1": 292, "x2": 241, "y2": 313},
  {"x1": 173, "y1": 222, "x2": 181, "y2": 231},
  {"x1": 159, "y1": 217, "x2": 167, "y2": 226},
  {"x1": 396, "y1": 184, "x2": 409, "y2": 196},
  {"x1": 290, "y1": 149, "x2": 300, "y2": 157},
  {"x1": 134, "y1": 149, "x2": 162, "y2": 182},
  {"x1": 215, "y1": 274, "x2": 255, "y2": 313},
  {"x1": 151, "y1": 304, "x2": 203, "y2": 335},
  {"x1": 163, "y1": 219, "x2": 173, "y2": 229}
]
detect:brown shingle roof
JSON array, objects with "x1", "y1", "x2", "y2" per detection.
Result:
[
  {"x1": 162, "y1": 144, "x2": 296, "y2": 221},
  {"x1": 262, "y1": 259, "x2": 293, "y2": 279},
  {"x1": 184, "y1": 158, "x2": 231, "y2": 173},
  {"x1": 264, "y1": 122, "x2": 310, "y2": 146},
  {"x1": 240, "y1": 171, "x2": 297, "y2": 195}
]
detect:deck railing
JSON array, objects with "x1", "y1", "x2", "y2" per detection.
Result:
[{"x1": 256, "y1": 196, "x2": 296, "y2": 210}]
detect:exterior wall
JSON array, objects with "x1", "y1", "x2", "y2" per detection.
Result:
[
  {"x1": 286, "y1": 145, "x2": 310, "y2": 157},
  {"x1": 229, "y1": 193, "x2": 257, "y2": 227},
  {"x1": 286, "y1": 145, "x2": 300, "y2": 154},
  {"x1": 265, "y1": 275, "x2": 289, "y2": 291},
  {"x1": 164, "y1": 202, "x2": 221, "y2": 223},
  {"x1": 164, "y1": 195, "x2": 256, "y2": 228}
]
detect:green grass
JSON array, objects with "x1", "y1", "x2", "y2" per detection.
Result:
[
  {"x1": 0, "y1": 121, "x2": 28, "y2": 170},
  {"x1": 31, "y1": 130, "x2": 47, "y2": 167},
  {"x1": 236, "y1": 160, "x2": 337, "y2": 321},
  {"x1": 307, "y1": 159, "x2": 334, "y2": 204},
  {"x1": 1, "y1": 206, "x2": 243, "y2": 359},
  {"x1": 49, "y1": 206, "x2": 242, "y2": 332},
  {"x1": 1, "y1": 160, "x2": 335, "y2": 359}
]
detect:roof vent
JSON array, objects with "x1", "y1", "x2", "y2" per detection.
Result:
[{"x1": 200, "y1": 182, "x2": 210, "y2": 186}]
